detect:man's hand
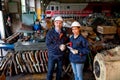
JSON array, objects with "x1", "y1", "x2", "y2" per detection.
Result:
[{"x1": 59, "y1": 44, "x2": 66, "y2": 51}]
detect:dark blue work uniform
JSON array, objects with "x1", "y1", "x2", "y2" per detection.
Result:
[
  {"x1": 45, "y1": 28, "x2": 68, "y2": 80},
  {"x1": 69, "y1": 35, "x2": 90, "y2": 63},
  {"x1": 69, "y1": 35, "x2": 90, "y2": 80}
]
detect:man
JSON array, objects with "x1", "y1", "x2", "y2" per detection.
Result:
[{"x1": 45, "y1": 16, "x2": 68, "y2": 80}]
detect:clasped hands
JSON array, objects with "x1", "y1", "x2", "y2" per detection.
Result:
[
  {"x1": 59, "y1": 44, "x2": 78, "y2": 54},
  {"x1": 59, "y1": 44, "x2": 66, "y2": 51}
]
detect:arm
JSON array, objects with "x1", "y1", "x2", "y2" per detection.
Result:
[
  {"x1": 78, "y1": 39, "x2": 90, "y2": 56},
  {"x1": 45, "y1": 31, "x2": 60, "y2": 50}
]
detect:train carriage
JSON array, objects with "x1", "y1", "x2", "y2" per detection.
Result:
[{"x1": 45, "y1": 1, "x2": 120, "y2": 19}]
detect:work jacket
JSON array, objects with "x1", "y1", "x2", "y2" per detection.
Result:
[
  {"x1": 69, "y1": 35, "x2": 90, "y2": 63},
  {"x1": 45, "y1": 28, "x2": 68, "y2": 59}
]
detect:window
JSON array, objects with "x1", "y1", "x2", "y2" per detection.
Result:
[
  {"x1": 0, "y1": 11, "x2": 5, "y2": 38},
  {"x1": 21, "y1": 0, "x2": 35, "y2": 13},
  {"x1": 8, "y1": 2, "x2": 19, "y2": 13},
  {"x1": 67, "y1": 6, "x2": 70, "y2": 9},
  {"x1": 21, "y1": 0, "x2": 26, "y2": 13},
  {"x1": 51, "y1": 6, "x2": 54, "y2": 10},
  {"x1": 56, "y1": 6, "x2": 59, "y2": 10}
]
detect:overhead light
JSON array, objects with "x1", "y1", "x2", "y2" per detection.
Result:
[
  {"x1": 44, "y1": 3, "x2": 45, "y2": 6},
  {"x1": 41, "y1": 1, "x2": 43, "y2": 3}
]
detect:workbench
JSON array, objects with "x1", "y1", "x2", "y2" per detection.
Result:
[{"x1": 0, "y1": 43, "x2": 14, "y2": 60}]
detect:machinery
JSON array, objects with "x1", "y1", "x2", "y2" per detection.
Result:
[{"x1": 93, "y1": 46, "x2": 120, "y2": 80}]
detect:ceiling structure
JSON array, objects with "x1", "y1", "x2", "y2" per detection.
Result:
[
  {"x1": 45, "y1": 0, "x2": 120, "y2": 3},
  {"x1": 43, "y1": 0, "x2": 120, "y2": 9}
]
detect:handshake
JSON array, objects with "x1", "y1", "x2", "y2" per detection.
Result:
[
  {"x1": 59, "y1": 44, "x2": 78, "y2": 54},
  {"x1": 59, "y1": 44, "x2": 66, "y2": 51}
]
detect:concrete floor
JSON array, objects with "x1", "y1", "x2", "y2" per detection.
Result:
[{"x1": 6, "y1": 71, "x2": 95, "y2": 80}]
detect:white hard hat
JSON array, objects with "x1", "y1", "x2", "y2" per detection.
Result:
[
  {"x1": 71, "y1": 21, "x2": 81, "y2": 27},
  {"x1": 54, "y1": 16, "x2": 63, "y2": 21}
]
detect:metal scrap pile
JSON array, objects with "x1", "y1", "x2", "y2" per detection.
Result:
[
  {"x1": 0, "y1": 41, "x2": 72, "y2": 76},
  {"x1": 0, "y1": 50, "x2": 48, "y2": 76},
  {"x1": 0, "y1": 50, "x2": 72, "y2": 76},
  {"x1": 80, "y1": 13, "x2": 120, "y2": 53}
]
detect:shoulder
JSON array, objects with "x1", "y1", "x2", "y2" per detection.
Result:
[
  {"x1": 49, "y1": 28, "x2": 55, "y2": 32},
  {"x1": 79, "y1": 35, "x2": 89, "y2": 43},
  {"x1": 70, "y1": 35, "x2": 74, "y2": 39},
  {"x1": 79, "y1": 35, "x2": 86, "y2": 40},
  {"x1": 76, "y1": 35, "x2": 87, "y2": 42},
  {"x1": 47, "y1": 28, "x2": 55, "y2": 35}
]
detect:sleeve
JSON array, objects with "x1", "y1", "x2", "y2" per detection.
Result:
[{"x1": 78, "y1": 39, "x2": 90, "y2": 56}]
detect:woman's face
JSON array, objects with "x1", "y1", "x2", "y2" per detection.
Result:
[{"x1": 72, "y1": 26, "x2": 80, "y2": 35}]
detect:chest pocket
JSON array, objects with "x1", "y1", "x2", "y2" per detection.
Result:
[
  {"x1": 76, "y1": 40, "x2": 87, "y2": 48},
  {"x1": 76, "y1": 41, "x2": 81, "y2": 47},
  {"x1": 51, "y1": 35, "x2": 62, "y2": 44}
]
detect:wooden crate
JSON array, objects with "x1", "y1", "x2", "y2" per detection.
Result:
[
  {"x1": 97, "y1": 26, "x2": 117, "y2": 34},
  {"x1": 81, "y1": 26, "x2": 93, "y2": 32}
]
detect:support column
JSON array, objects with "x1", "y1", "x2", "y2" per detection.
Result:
[
  {"x1": 35, "y1": 0, "x2": 42, "y2": 20},
  {"x1": 0, "y1": 11, "x2": 5, "y2": 39}
]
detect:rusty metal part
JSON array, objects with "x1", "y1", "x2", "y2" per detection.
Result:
[
  {"x1": 11, "y1": 53, "x2": 18, "y2": 75},
  {"x1": 5, "y1": 32, "x2": 21, "y2": 43},
  {"x1": 15, "y1": 53, "x2": 23, "y2": 73},
  {"x1": 22, "y1": 52, "x2": 32, "y2": 73},
  {"x1": 0, "y1": 52, "x2": 12, "y2": 71},
  {"x1": 25, "y1": 52, "x2": 35, "y2": 73},
  {"x1": 28, "y1": 51, "x2": 38, "y2": 72},
  {"x1": 0, "y1": 72, "x2": 6, "y2": 80},
  {"x1": 19, "y1": 53, "x2": 27, "y2": 73},
  {"x1": 35, "y1": 50, "x2": 41, "y2": 72},
  {"x1": 39, "y1": 50, "x2": 45, "y2": 72},
  {"x1": 106, "y1": 50, "x2": 114, "y2": 57},
  {"x1": 15, "y1": 52, "x2": 27, "y2": 73},
  {"x1": 6, "y1": 59, "x2": 13, "y2": 76},
  {"x1": 41, "y1": 50, "x2": 48, "y2": 72}
]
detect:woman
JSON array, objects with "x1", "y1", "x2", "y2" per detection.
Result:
[{"x1": 68, "y1": 21, "x2": 90, "y2": 80}]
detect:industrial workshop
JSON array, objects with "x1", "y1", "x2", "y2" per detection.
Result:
[{"x1": 0, "y1": 0, "x2": 120, "y2": 80}]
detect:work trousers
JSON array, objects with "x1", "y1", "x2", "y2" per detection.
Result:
[{"x1": 47, "y1": 56, "x2": 63, "y2": 80}]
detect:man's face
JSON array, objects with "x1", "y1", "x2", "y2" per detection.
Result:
[{"x1": 54, "y1": 20, "x2": 63, "y2": 29}]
